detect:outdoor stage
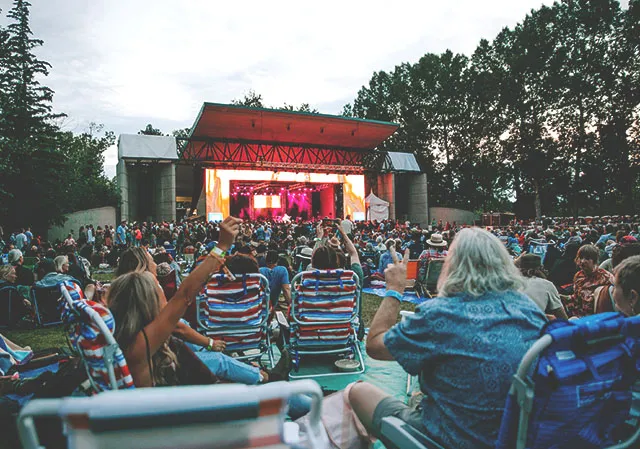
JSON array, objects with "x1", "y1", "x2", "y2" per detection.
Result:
[{"x1": 178, "y1": 103, "x2": 399, "y2": 222}]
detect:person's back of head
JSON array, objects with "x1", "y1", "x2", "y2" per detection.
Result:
[
  {"x1": 312, "y1": 244, "x2": 340, "y2": 270},
  {"x1": 439, "y1": 227, "x2": 524, "y2": 297},
  {"x1": 53, "y1": 255, "x2": 68, "y2": 273},
  {"x1": 226, "y1": 254, "x2": 259, "y2": 274},
  {"x1": 117, "y1": 247, "x2": 151, "y2": 277},
  {"x1": 614, "y1": 255, "x2": 640, "y2": 316},
  {"x1": 265, "y1": 250, "x2": 279, "y2": 266},
  {"x1": 36, "y1": 259, "x2": 56, "y2": 280},
  {"x1": 611, "y1": 242, "x2": 640, "y2": 269}
]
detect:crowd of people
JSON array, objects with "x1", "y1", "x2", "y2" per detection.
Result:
[{"x1": 1, "y1": 213, "x2": 639, "y2": 448}]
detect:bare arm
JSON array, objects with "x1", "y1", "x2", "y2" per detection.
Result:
[
  {"x1": 282, "y1": 283, "x2": 292, "y2": 304},
  {"x1": 366, "y1": 249, "x2": 409, "y2": 361},
  {"x1": 338, "y1": 223, "x2": 360, "y2": 265},
  {"x1": 127, "y1": 217, "x2": 241, "y2": 362}
]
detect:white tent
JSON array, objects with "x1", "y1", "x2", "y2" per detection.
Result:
[{"x1": 366, "y1": 192, "x2": 389, "y2": 221}]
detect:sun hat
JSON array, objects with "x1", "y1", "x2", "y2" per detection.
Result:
[
  {"x1": 426, "y1": 234, "x2": 447, "y2": 247},
  {"x1": 328, "y1": 237, "x2": 341, "y2": 249},
  {"x1": 299, "y1": 247, "x2": 313, "y2": 259}
]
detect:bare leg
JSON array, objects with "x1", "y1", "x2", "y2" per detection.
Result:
[
  {"x1": 348, "y1": 381, "x2": 391, "y2": 431},
  {"x1": 84, "y1": 284, "x2": 96, "y2": 301}
]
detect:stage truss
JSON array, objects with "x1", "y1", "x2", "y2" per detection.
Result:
[{"x1": 177, "y1": 137, "x2": 387, "y2": 174}]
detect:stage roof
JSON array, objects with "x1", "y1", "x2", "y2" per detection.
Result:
[{"x1": 187, "y1": 103, "x2": 399, "y2": 150}]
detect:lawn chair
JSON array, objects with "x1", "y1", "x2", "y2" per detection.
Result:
[
  {"x1": 197, "y1": 273, "x2": 274, "y2": 367},
  {"x1": 289, "y1": 269, "x2": 364, "y2": 378},
  {"x1": 423, "y1": 259, "x2": 444, "y2": 294},
  {"x1": 18, "y1": 380, "x2": 329, "y2": 449},
  {"x1": 0, "y1": 285, "x2": 23, "y2": 328},
  {"x1": 405, "y1": 259, "x2": 419, "y2": 289},
  {"x1": 59, "y1": 280, "x2": 134, "y2": 393},
  {"x1": 31, "y1": 282, "x2": 71, "y2": 327},
  {"x1": 529, "y1": 239, "x2": 549, "y2": 264},
  {"x1": 381, "y1": 312, "x2": 640, "y2": 449},
  {"x1": 22, "y1": 257, "x2": 38, "y2": 272}
]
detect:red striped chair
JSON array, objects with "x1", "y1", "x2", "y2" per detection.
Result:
[
  {"x1": 59, "y1": 280, "x2": 134, "y2": 392},
  {"x1": 197, "y1": 273, "x2": 274, "y2": 367},
  {"x1": 289, "y1": 269, "x2": 364, "y2": 378}
]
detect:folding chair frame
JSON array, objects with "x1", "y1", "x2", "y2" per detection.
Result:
[
  {"x1": 18, "y1": 380, "x2": 329, "y2": 449},
  {"x1": 60, "y1": 284, "x2": 120, "y2": 392},
  {"x1": 289, "y1": 270, "x2": 365, "y2": 379},
  {"x1": 196, "y1": 273, "x2": 275, "y2": 367},
  {"x1": 31, "y1": 284, "x2": 66, "y2": 327},
  {"x1": 0, "y1": 285, "x2": 18, "y2": 329}
]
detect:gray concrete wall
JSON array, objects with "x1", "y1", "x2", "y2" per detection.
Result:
[
  {"x1": 154, "y1": 163, "x2": 176, "y2": 221},
  {"x1": 48, "y1": 207, "x2": 116, "y2": 242},
  {"x1": 406, "y1": 173, "x2": 429, "y2": 226},
  {"x1": 116, "y1": 161, "x2": 129, "y2": 222},
  {"x1": 429, "y1": 207, "x2": 476, "y2": 225},
  {"x1": 377, "y1": 173, "x2": 395, "y2": 220}
]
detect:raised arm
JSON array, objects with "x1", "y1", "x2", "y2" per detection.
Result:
[
  {"x1": 129, "y1": 217, "x2": 241, "y2": 361},
  {"x1": 367, "y1": 249, "x2": 409, "y2": 361},
  {"x1": 338, "y1": 223, "x2": 360, "y2": 265}
]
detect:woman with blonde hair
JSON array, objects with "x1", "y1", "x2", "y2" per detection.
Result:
[
  {"x1": 107, "y1": 216, "x2": 241, "y2": 387},
  {"x1": 348, "y1": 227, "x2": 546, "y2": 449}
]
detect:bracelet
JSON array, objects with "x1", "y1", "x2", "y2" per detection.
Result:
[
  {"x1": 209, "y1": 245, "x2": 226, "y2": 258},
  {"x1": 384, "y1": 290, "x2": 404, "y2": 302},
  {"x1": 207, "y1": 338, "x2": 214, "y2": 351}
]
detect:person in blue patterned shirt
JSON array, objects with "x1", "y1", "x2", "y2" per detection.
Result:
[{"x1": 349, "y1": 227, "x2": 546, "y2": 449}]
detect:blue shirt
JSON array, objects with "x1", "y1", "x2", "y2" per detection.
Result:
[
  {"x1": 378, "y1": 251, "x2": 401, "y2": 273},
  {"x1": 384, "y1": 290, "x2": 546, "y2": 449},
  {"x1": 259, "y1": 266, "x2": 290, "y2": 307},
  {"x1": 116, "y1": 225, "x2": 126, "y2": 245}
]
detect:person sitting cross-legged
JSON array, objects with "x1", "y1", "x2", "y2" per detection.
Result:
[{"x1": 348, "y1": 227, "x2": 546, "y2": 449}]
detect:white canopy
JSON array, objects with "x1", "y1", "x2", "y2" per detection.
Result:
[
  {"x1": 118, "y1": 134, "x2": 178, "y2": 160},
  {"x1": 365, "y1": 192, "x2": 389, "y2": 221}
]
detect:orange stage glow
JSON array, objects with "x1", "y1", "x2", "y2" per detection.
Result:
[{"x1": 205, "y1": 169, "x2": 364, "y2": 219}]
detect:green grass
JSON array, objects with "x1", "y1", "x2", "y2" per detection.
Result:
[
  {"x1": 3, "y1": 325, "x2": 68, "y2": 352},
  {"x1": 3, "y1": 288, "x2": 414, "y2": 352},
  {"x1": 92, "y1": 272, "x2": 115, "y2": 283}
]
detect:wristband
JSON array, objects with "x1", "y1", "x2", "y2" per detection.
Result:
[
  {"x1": 207, "y1": 338, "x2": 214, "y2": 351},
  {"x1": 209, "y1": 245, "x2": 226, "y2": 258},
  {"x1": 384, "y1": 290, "x2": 404, "y2": 302}
]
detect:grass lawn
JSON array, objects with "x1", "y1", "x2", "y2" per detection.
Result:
[{"x1": 4, "y1": 293, "x2": 415, "y2": 351}]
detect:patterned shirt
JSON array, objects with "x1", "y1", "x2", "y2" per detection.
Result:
[
  {"x1": 384, "y1": 290, "x2": 546, "y2": 449},
  {"x1": 568, "y1": 268, "x2": 614, "y2": 318}
]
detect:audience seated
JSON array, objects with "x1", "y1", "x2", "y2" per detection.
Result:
[
  {"x1": 348, "y1": 227, "x2": 546, "y2": 449},
  {"x1": 7, "y1": 249, "x2": 34, "y2": 287},
  {"x1": 567, "y1": 244, "x2": 614, "y2": 318},
  {"x1": 0, "y1": 265, "x2": 32, "y2": 326},
  {"x1": 65, "y1": 252, "x2": 97, "y2": 300},
  {"x1": 516, "y1": 254, "x2": 568, "y2": 319}
]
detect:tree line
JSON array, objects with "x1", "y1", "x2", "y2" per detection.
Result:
[
  {"x1": 343, "y1": 0, "x2": 640, "y2": 218},
  {"x1": 0, "y1": 0, "x2": 118, "y2": 234}
]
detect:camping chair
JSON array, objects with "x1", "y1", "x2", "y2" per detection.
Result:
[
  {"x1": 529, "y1": 239, "x2": 549, "y2": 264},
  {"x1": 405, "y1": 260, "x2": 419, "y2": 289},
  {"x1": 0, "y1": 285, "x2": 23, "y2": 328},
  {"x1": 289, "y1": 269, "x2": 364, "y2": 379},
  {"x1": 197, "y1": 273, "x2": 274, "y2": 367},
  {"x1": 381, "y1": 313, "x2": 640, "y2": 449},
  {"x1": 59, "y1": 280, "x2": 134, "y2": 393},
  {"x1": 31, "y1": 282, "x2": 70, "y2": 327},
  {"x1": 18, "y1": 380, "x2": 329, "y2": 449},
  {"x1": 416, "y1": 259, "x2": 444, "y2": 298}
]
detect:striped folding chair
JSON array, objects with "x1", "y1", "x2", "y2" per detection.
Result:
[
  {"x1": 289, "y1": 269, "x2": 364, "y2": 378},
  {"x1": 59, "y1": 281, "x2": 134, "y2": 393},
  {"x1": 18, "y1": 380, "x2": 329, "y2": 449},
  {"x1": 197, "y1": 273, "x2": 274, "y2": 367}
]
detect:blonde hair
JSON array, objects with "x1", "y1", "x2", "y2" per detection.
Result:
[
  {"x1": 438, "y1": 227, "x2": 525, "y2": 297},
  {"x1": 53, "y1": 255, "x2": 68, "y2": 273},
  {"x1": 107, "y1": 271, "x2": 178, "y2": 385},
  {"x1": 0, "y1": 265, "x2": 15, "y2": 281}
]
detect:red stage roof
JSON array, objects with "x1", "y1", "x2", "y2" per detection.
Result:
[{"x1": 188, "y1": 103, "x2": 399, "y2": 150}]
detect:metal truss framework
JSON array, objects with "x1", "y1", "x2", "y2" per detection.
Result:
[{"x1": 177, "y1": 137, "x2": 385, "y2": 174}]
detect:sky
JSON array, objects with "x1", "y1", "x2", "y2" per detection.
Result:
[{"x1": 2, "y1": 0, "x2": 627, "y2": 178}]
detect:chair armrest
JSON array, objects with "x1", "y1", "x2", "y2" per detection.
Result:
[{"x1": 380, "y1": 416, "x2": 446, "y2": 449}]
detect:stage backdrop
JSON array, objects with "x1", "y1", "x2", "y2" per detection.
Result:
[{"x1": 205, "y1": 169, "x2": 364, "y2": 221}]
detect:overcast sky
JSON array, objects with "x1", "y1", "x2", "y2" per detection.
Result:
[{"x1": 3, "y1": 0, "x2": 627, "y2": 177}]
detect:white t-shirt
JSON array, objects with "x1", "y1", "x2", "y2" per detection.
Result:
[
  {"x1": 522, "y1": 277, "x2": 564, "y2": 313},
  {"x1": 341, "y1": 219, "x2": 354, "y2": 235}
]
